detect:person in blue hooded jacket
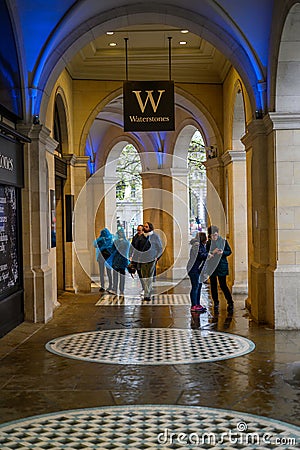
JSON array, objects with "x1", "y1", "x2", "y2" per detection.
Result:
[
  {"x1": 107, "y1": 227, "x2": 130, "y2": 296},
  {"x1": 93, "y1": 228, "x2": 114, "y2": 292}
]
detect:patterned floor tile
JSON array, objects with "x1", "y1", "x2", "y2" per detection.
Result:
[
  {"x1": 0, "y1": 405, "x2": 299, "y2": 449},
  {"x1": 45, "y1": 329, "x2": 255, "y2": 365},
  {"x1": 95, "y1": 293, "x2": 191, "y2": 306}
]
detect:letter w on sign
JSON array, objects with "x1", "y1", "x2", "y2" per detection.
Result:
[
  {"x1": 132, "y1": 90, "x2": 165, "y2": 113},
  {"x1": 123, "y1": 80, "x2": 175, "y2": 132}
]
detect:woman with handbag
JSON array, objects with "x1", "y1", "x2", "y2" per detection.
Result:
[{"x1": 187, "y1": 232, "x2": 208, "y2": 313}]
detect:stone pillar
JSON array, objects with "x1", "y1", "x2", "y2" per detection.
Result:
[
  {"x1": 103, "y1": 176, "x2": 118, "y2": 233},
  {"x1": 242, "y1": 119, "x2": 271, "y2": 324},
  {"x1": 62, "y1": 154, "x2": 76, "y2": 291},
  {"x1": 204, "y1": 157, "x2": 226, "y2": 233},
  {"x1": 90, "y1": 171, "x2": 108, "y2": 278},
  {"x1": 141, "y1": 171, "x2": 174, "y2": 279},
  {"x1": 65, "y1": 154, "x2": 91, "y2": 293},
  {"x1": 19, "y1": 124, "x2": 54, "y2": 323},
  {"x1": 265, "y1": 113, "x2": 300, "y2": 329},
  {"x1": 222, "y1": 150, "x2": 248, "y2": 294},
  {"x1": 170, "y1": 168, "x2": 189, "y2": 280}
]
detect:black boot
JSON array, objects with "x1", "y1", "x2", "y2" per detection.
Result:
[{"x1": 227, "y1": 301, "x2": 234, "y2": 313}]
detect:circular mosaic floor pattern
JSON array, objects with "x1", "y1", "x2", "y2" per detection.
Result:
[
  {"x1": 0, "y1": 405, "x2": 299, "y2": 449},
  {"x1": 46, "y1": 329, "x2": 255, "y2": 365}
]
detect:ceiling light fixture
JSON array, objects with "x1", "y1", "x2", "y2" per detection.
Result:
[
  {"x1": 179, "y1": 41, "x2": 187, "y2": 45},
  {"x1": 106, "y1": 31, "x2": 114, "y2": 35},
  {"x1": 109, "y1": 42, "x2": 117, "y2": 46},
  {"x1": 181, "y1": 29, "x2": 189, "y2": 33}
]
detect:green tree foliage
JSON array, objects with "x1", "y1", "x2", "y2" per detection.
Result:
[{"x1": 116, "y1": 145, "x2": 142, "y2": 201}]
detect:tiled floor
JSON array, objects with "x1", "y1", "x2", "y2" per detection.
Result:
[
  {"x1": 0, "y1": 276, "x2": 299, "y2": 447},
  {"x1": 45, "y1": 328, "x2": 255, "y2": 365},
  {"x1": 1, "y1": 405, "x2": 299, "y2": 449}
]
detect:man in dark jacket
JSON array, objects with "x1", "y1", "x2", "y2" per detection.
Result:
[
  {"x1": 135, "y1": 222, "x2": 163, "y2": 301},
  {"x1": 129, "y1": 224, "x2": 144, "y2": 286},
  {"x1": 206, "y1": 225, "x2": 233, "y2": 313}
]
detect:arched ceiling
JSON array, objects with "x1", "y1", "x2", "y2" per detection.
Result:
[
  {"x1": 7, "y1": 0, "x2": 274, "y2": 118},
  {"x1": 68, "y1": 23, "x2": 230, "y2": 148},
  {"x1": 66, "y1": 24, "x2": 231, "y2": 83}
]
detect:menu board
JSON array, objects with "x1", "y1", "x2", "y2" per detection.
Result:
[{"x1": 0, "y1": 185, "x2": 19, "y2": 295}]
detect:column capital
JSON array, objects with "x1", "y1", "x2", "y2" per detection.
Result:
[
  {"x1": 203, "y1": 157, "x2": 223, "y2": 169},
  {"x1": 221, "y1": 150, "x2": 246, "y2": 166},
  {"x1": 169, "y1": 167, "x2": 189, "y2": 177},
  {"x1": 45, "y1": 136, "x2": 59, "y2": 155},
  {"x1": 63, "y1": 154, "x2": 89, "y2": 167},
  {"x1": 264, "y1": 112, "x2": 300, "y2": 131},
  {"x1": 18, "y1": 123, "x2": 51, "y2": 145},
  {"x1": 241, "y1": 119, "x2": 267, "y2": 148},
  {"x1": 102, "y1": 176, "x2": 118, "y2": 184}
]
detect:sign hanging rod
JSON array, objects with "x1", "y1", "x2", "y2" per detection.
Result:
[
  {"x1": 124, "y1": 37, "x2": 128, "y2": 81},
  {"x1": 168, "y1": 36, "x2": 172, "y2": 81},
  {"x1": 124, "y1": 36, "x2": 172, "y2": 81}
]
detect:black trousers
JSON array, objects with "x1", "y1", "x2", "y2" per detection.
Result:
[{"x1": 209, "y1": 275, "x2": 232, "y2": 304}]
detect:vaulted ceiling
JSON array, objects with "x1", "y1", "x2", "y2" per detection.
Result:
[{"x1": 67, "y1": 24, "x2": 231, "y2": 84}]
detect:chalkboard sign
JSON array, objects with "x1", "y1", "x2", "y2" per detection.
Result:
[{"x1": 0, "y1": 185, "x2": 19, "y2": 295}]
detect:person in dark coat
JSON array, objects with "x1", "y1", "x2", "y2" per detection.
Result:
[
  {"x1": 93, "y1": 227, "x2": 114, "y2": 292},
  {"x1": 108, "y1": 227, "x2": 130, "y2": 296},
  {"x1": 187, "y1": 232, "x2": 208, "y2": 313},
  {"x1": 206, "y1": 225, "x2": 233, "y2": 312},
  {"x1": 135, "y1": 222, "x2": 163, "y2": 301},
  {"x1": 129, "y1": 224, "x2": 144, "y2": 285}
]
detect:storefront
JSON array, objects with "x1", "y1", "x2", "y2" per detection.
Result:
[{"x1": 0, "y1": 128, "x2": 25, "y2": 337}]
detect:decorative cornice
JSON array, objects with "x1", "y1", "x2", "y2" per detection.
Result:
[
  {"x1": 221, "y1": 150, "x2": 246, "y2": 166},
  {"x1": 203, "y1": 157, "x2": 223, "y2": 169},
  {"x1": 241, "y1": 119, "x2": 267, "y2": 148},
  {"x1": 45, "y1": 136, "x2": 59, "y2": 155},
  {"x1": 102, "y1": 176, "x2": 118, "y2": 184},
  {"x1": 62, "y1": 154, "x2": 89, "y2": 167},
  {"x1": 169, "y1": 167, "x2": 189, "y2": 177},
  {"x1": 265, "y1": 113, "x2": 300, "y2": 131}
]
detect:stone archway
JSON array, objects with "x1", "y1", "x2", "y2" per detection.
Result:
[
  {"x1": 222, "y1": 84, "x2": 248, "y2": 294},
  {"x1": 268, "y1": 3, "x2": 300, "y2": 329}
]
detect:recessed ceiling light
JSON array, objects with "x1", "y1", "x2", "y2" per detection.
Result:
[
  {"x1": 181, "y1": 30, "x2": 189, "y2": 34},
  {"x1": 179, "y1": 41, "x2": 187, "y2": 45},
  {"x1": 106, "y1": 31, "x2": 114, "y2": 35},
  {"x1": 109, "y1": 42, "x2": 117, "y2": 46}
]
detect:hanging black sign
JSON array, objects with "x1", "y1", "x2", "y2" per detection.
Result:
[{"x1": 123, "y1": 80, "x2": 175, "y2": 132}]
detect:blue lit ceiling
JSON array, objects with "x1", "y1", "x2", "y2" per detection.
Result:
[{"x1": 7, "y1": 0, "x2": 275, "y2": 116}]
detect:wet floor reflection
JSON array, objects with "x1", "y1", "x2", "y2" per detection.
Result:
[{"x1": 0, "y1": 280, "x2": 299, "y2": 430}]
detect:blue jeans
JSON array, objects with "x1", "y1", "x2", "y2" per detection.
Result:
[{"x1": 188, "y1": 271, "x2": 202, "y2": 306}]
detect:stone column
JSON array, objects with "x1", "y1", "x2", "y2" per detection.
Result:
[
  {"x1": 65, "y1": 154, "x2": 91, "y2": 293},
  {"x1": 103, "y1": 176, "x2": 118, "y2": 233},
  {"x1": 141, "y1": 171, "x2": 174, "y2": 279},
  {"x1": 170, "y1": 168, "x2": 189, "y2": 280},
  {"x1": 242, "y1": 119, "x2": 271, "y2": 324},
  {"x1": 90, "y1": 171, "x2": 108, "y2": 278},
  {"x1": 204, "y1": 157, "x2": 226, "y2": 234},
  {"x1": 222, "y1": 150, "x2": 248, "y2": 294},
  {"x1": 265, "y1": 113, "x2": 300, "y2": 329},
  {"x1": 63, "y1": 154, "x2": 76, "y2": 291},
  {"x1": 19, "y1": 124, "x2": 54, "y2": 323}
]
